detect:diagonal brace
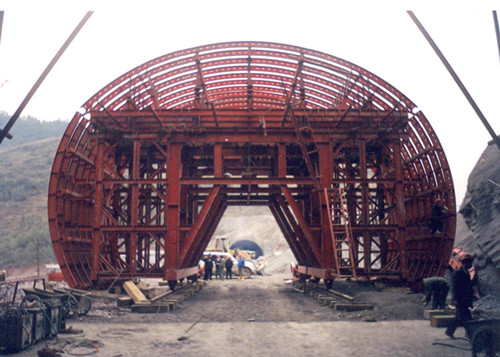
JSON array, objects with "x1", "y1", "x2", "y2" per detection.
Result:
[
  {"x1": 179, "y1": 186, "x2": 220, "y2": 265},
  {"x1": 280, "y1": 186, "x2": 322, "y2": 264}
]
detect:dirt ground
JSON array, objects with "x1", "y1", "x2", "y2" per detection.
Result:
[{"x1": 11, "y1": 274, "x2": 472, "y2": 357}]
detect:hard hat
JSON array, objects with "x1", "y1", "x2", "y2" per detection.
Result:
[{"x1": 459, "y1": 253, "x2": 473, "y2": 262}]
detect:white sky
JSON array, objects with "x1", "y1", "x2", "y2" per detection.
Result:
[{"x1": 0, "y1": 0, "x2": 499, "y2": 205}]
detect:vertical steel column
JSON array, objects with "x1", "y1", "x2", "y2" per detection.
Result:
[
  {"x1": 318, "y1": 144, "x2": 334, "y2": 270},
  {"x1": 278, "y1": 144, "x2": 286, "y2": 177},
  {"x1": 129, "y1": 140, "x2": 141, "y2": 274},
  {"x1": 214, "y1": 143, "x2": 222, "y2": 176},
  {"x1": 359, "y1": 141, "x2": 371, "y2": 274},
  {"x1": 91, "y1": 141, "x2": 104, "y2": 281},
  {"x1": 166, "y1": 144, "x2": 181, "y2": 281},
  {"x1": 394, "y1": 142, "x2": 408, "y2": 277}
]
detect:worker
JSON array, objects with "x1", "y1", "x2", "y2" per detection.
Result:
[
  {"x1": 198, "y1": 259, "x2": 205, "y2": 279},
  {"x1": 445, "y1": 253, "x2": 477, "y2": 339},
  {"x1": 0, "y1": 269, "x2": 5, "y2": 282},
  {"x1": 219, "y1": 256, "x2": 225, "y2": 280},
  {"x1": 214, "y1": 255, "x2": 222, "y2": 279},
  {"x1": 430, "y1": 198, "x2": 448, "y2": 235},
  {"x1": 225, "y1": 256, "x2": 233, "y2": 279},
  {"x1": 415, "y1": 276, "x2": 450, "y2": 310},
  {"x1": 237, "y1": 254, "x2": 245, "y2": 280},
  {"x1": 203, "y1": 254, "x2": 214, "y2": 281}
]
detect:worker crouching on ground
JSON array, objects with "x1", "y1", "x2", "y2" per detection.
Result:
[
  {"x1": 237, "y1": 254, "x2": 245, "y2": 280},
  {"x1": 445, "y1": 253, "x2": 477, "y2": 339},
  {"x1": 414, "y1": 276, "x2": 450, "y2": 310},
  {"x1": 0, "y1": 269, "x2": 5, "y2": 282}
]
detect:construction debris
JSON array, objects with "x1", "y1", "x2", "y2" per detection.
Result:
[
  {"x1": 131, "y1": 302, "x2": 173, "y2": 313},
  {"x1": 334, "y1": 303, "x2": 374, "y2": 312},
  {"x1": 119, "y1": 280, "x2": 206, "y2": 314},
  {"x1": 292, "y1": 280, "x2": 374, "y2": 312}
]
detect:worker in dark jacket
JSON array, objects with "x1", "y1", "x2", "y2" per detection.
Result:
[
  {"x1": 225, "y1": 256, "x2": 233, "y2": 279},
  {"x1": 430, "y1": 198, "x2": 448, "y2": 235},
  {"x1": 445, "y1": 253, "x2": 476, "y2": 339},
  {"x1": 415, "y1": 276, "x2": 450, "y2": 310},
  {"x1": 203, "y1": 254, "x2": 214, "y2": 281}
]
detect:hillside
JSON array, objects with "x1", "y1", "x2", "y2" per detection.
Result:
[
  {"x1": 0, "y1": 116, "x2": 67, "y2": 269},
  {"x1": 0, "y1": 112, "x2": 67, "y2": 148}
]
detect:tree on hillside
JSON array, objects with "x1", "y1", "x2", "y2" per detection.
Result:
[
  {"x1": 0, "y1": 112, "x2": 68, "y2": 148},
  {"x1": 0, "y1": 214, "x2": 55, "y2": 269}
]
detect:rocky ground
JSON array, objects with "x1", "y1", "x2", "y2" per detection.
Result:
[{"x1": 11, "y1": 274, "x2": 475, "y2": 357}]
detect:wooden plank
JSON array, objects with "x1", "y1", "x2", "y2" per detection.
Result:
[
  {"x1": 131, "y1": 302, "x2": 172, "y2": 313},
  {"x1": 334, "y1": 303, "x2": 374, "y2": 312},
  {"x1": 122, "y1": 281, "x2": 149, "y2": 303},
  {"x1": 117, "y1": 296, "x2": 134, "y2": 307},
  {"x1": 169, "y1": 295, "x2": 186, "y2": 303},
  {"x1": 318, "y1": 295, "x2": 336, "y2": 305},
  {"x1": 423, "y1": 309, "x2": 446, "y2": 320},
  {"x1": 150, "y1": 290, "x2": 174, "y2": 303},
  {"x1": 330, "y1": 301, "x2": 339, "y2": 308},
  {"x1": 159, "y1": 299, "x2": 177, "y2": 308},
  {"x1": 430, "y1": 315, "x2": 455, "y2": 328},
  {"x1": 328, "y1": 289, "x2": 355, "y2": 301}
]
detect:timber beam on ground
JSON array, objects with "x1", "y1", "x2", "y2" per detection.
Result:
[{"x1": 297, "y1": 266, "x2": 335, "y2": 280}]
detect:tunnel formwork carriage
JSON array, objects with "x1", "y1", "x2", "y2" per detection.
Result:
[{"x1": 48, "y1": 42, "x2": 455, "y2": 289}]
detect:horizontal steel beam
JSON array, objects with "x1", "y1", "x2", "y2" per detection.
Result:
[{"x1": 180, "y1": 177, "x2": 314, "y2": 185}]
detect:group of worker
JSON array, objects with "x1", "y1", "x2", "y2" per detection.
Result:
[
  {"x1": 200, "y1": 253, "x2": 246, "y2": 281},
  {"x1": 416, "y1": 253, "x2": 477, "y2": 339}
]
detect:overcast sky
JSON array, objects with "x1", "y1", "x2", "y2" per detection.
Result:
[{"x1": 0, "y1": 0, "x2": 499, "y2": 205}]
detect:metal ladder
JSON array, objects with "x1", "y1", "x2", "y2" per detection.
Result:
[
  {"x1": 324, "y1": 187, "x2": 357, "y2": 278},
  {"x1": 294, "y1": 116, "x2": 320, "y2": 188}
]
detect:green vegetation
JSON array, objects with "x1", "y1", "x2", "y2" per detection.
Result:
[
  {"x1": 0, "y1": 215, "x2": 55, "y2": 268},
  {"x1": 0, "y1": 115, "x2": 68, "y2": 269},
  {"x1": 0, "y1": 111, "x2": 68, "y2": 148}
]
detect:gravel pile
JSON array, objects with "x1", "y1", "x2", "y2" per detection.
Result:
[{"x1": 474, "y1": 294, "x2": 500, "y2": 318}]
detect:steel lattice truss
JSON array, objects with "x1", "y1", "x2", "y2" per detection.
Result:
[{"x1": 48, "y1": 42, "x2": 455, "y2": 289}]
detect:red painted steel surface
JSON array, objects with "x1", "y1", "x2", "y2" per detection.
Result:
[{"x1": 48, "y1": 42, "x2": 455, "y2": 288}]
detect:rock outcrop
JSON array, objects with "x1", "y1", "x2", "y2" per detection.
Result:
[{"x1": 455, "y1": 143, "x2": 500, "y2": 294}]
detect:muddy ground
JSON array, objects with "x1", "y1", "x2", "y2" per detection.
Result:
[{"x1": 11, "y1": 274, "x2": 472, "y2": 357}]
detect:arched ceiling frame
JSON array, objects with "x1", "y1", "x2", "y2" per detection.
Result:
[{"x1": 49, "y1": 42, "x2": 456, "y2": 288}]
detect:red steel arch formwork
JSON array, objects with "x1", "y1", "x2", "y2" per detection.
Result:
[{"x1": 48, "y1": 42, "x2": 456, "y2": 289}]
